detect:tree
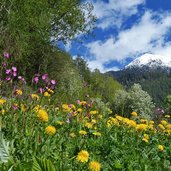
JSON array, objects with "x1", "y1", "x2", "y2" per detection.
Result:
[
  {"x1": 0, "y1": 0, "x2": 95, "y2": 78},
  {"x1": 164, "y1": 95, "x2": 171, "y2": 113},
  {"x1": 113, "y1": 84, "x2": 155, "y2": 118},
  {"x1": 128, "y1": 84, "x2": 155, "y2": 119}
]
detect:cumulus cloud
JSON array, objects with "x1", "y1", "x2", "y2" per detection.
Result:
[
  {"x1": 91, "y1": 0, "x2": 145, "y2": 29},
  {"x1": 86, "y1": 10, "x2": 171, "y2": 72}
]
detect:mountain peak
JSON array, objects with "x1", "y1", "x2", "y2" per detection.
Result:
[{"x1": 125, "y1": 53, "x2": 171, "y2": 69}]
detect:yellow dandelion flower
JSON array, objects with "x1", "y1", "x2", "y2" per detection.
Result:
[
  {"x1": 85, "y1": 122, "x2": 93, "y2": 129},
  {"x1": 136, "y1": 124, "x2": 148, "y2": 132},
  {"x1": 15, "y1": 89, "x2": 23, "y2": 95},
  {"x1": 79, "y1": 130, "x2": 87, "y2": 135},
  {"x1": 92, "y1": 132, "x2": 101, "y2": 136},
  {"x1": 158, "y1": 124, "x2": 165, "y2": 130},
  {"x1": 143, "y1": 134, "x2": 149, "y2": 139},
  {"x1": 131, "y1": 111, "x2": 138, "y2": 117},
  {"x1": 140, "y1": 119, "x2": 148, "y2": 124},
  {"x1": 148, "y1": 124, "x2": 155, "y2": 131},
  {"x1": 161, "y1": 120, "x2": 168, "y2": 126},
  {"x1": 20, "y1": 104, "x2": 26, "y2": 112},
  {"x1": 149, "y1": 120, "x2": 154, "y2": 124},
  {"x1": 89, "y1": 161, "x2": 101, "y2": 171},
  {"x1": 142, "y1": 134, "x2": 149, "y2": 143},
  {"x1": 56, "y1": 121, "x2": 64, "y2": 125},
  {"x1": 127, "y1": 120, "x2": 137, "y2": 128},
  {"x1": 47, "y1": 88, "x2": 54, "y2": 94},
  {"x1": 90, "y1": 110, "x2": 98, "y2": 115},
  {"x1": 142, "y1": 138, "x2": 148, "y2": 143},
  {"x1": 69, "y1": 132, "x2": 76, "y2": 138},
  {"x1": 165, "y1": 115, "x2": 170, "y2": 118},
  {"x1": 45, "y1": 125, "x2": 56, "y2": 135},
  {"x1": 1, "y1": 109, "x2": 5, "y2": 115},
  {"x1": 158, "y1": 145, "x2": 164, "y2": 151},
  {"x1": 115, "y1": 115, "x2": 123, "y2": 121},
  {"x1": 111, "y1": 117, "x2": 119, "y2": 125},
  {"x1": 80, "y1": 101, "x2": 87, "y2": 106},
  {"x1": 31, "y1": 94, "x2": 39, "y2": 100},
  {"x1": 76, "y1": 150, "x2": 89, "y2": 163},
  {"x1": 33, "y1": 105, "x2": 41, "y2": 112},
  {"x1": 91, "y1": 119, "x2": 97, "y2": 124},
  {"x1": 77, "y1": 108, "x2": 82, "y2": 113},
  {"x1": 37, "y1": 109, "x2": 48, "y2": 122},
  {"x1": 62, "y1": 104, "x2": 71, "y2": 112},
  {"x1": 55, "y1": 107, "x2": 59, "y2": 111},
  {"x1": 0, "y1": 99, "x2": 6, "y2": 105},
  {"x1": 166, "y1": 124, "x2": 171, "y2": 129},
  {"x1": 44, "y1": 91, "x2": 50, "y2": 97}
]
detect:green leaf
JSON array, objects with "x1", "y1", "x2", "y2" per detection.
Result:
[
  {"x1": 32, "y1": 157, "x2": 56, "y2": 171},
  {"x1": 114, "y1": 160, "x2": 123, "y2": 169},
  {"x1": 0, "y1": 132, "x2": 10, "y2": 163}
]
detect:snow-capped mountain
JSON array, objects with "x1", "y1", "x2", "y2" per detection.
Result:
[
  {"x1": 125, "y1": 53, "x2": 171, "y2": 69},
  {"x1": 107, "y1": 53, "x2": 171, "y2": 105}
]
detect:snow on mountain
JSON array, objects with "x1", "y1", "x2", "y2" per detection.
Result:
[{"x1": 125, "y1": 53, "x2": 171, "y2": 69}]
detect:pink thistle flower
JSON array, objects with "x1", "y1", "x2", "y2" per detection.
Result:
[
  {"x1": 51, "y1": 79, "x2": 56, "y2": 85},
  {"x1": 39, "y1": 87, "x2": 43, "y2": 94},
  {"x1": 4, "y1": 52, "x2": 10, "y2": 58},
  {"x1": 12, "y1": 104, "x2": 18, "y2": 110},
  {"x1": 12, "y1": 67, "x2": 17, "y2": 72},
  {"x1": 6, "y1": 69, "x2": 11, "y2": 74},
  {"x1": 33, "y1": 76, "x2": 39, "y2": 84},
  {"x1": 42, "y1": 74, "x2": 48, "y2": 80},
  {"x1": 76, "y1": 100, "x2": 80, "y2": 104},
  {"x1": 2, "y1": 62, "x2": 7, "y2": 68},
  {"x1": 6, "y1": 76, "x2": 11, "y2": 81},
  {"x1": 13, "y1": 71, "x2": 17, "y2": 77}
]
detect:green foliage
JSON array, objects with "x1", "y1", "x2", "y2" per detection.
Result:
[
  {"x1": 0, "y1": 0, "x2": 95, "y2": 79},
  {"x1": 114, "y1": 84, "x2": 155, "y2": 118},
  {"x1": 90, "y1": 69, "x2": 123, "y2": 106},
  {"x1": 113, "y1": 89, "x2": 129, "y2": 116},
  {"x1": 164, "y1": 95, "x2": 171, "y2": 113},
  {"x1": 32, "y1": 157, "x2": 56, "y2": 171},
  {"x1": 128, "y1": 84, "x2": 155, "y2": 119},
  {"x1": 0, "y1": 132, "x2": 10, "y2": 163},
  {"x1": 108, "y1": 67, "x2": 171, "y2": 106}
]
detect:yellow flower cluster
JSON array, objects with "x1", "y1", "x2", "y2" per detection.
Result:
[
  {"x1": 0, "y1": 98, "x2": 6, "y2": 105},
  {"x1": 76, "y1": 150, "x2": 89, "y2": 163},
  {"x1": 37, "y1": 109, "x2": 49, "y2": 122},
  {"x1": 107, "y1": 114, "x2": 158, "y2": 133},
  {"x1": 76, "y1": 150, "x2": 101, "y2": 170},
  {"x1": 142, "y1": 134, "x2": 149, "y2": 143},
  {"x1": 15, "y1": 89, "x2": 23, "y2": 95},
  {"x1": 79, "y1": 130, "x2": 87, "y2": 135},
  {"x1": 157, "y1": 120, "x2": 171, "y2": 135},
  {"x1": 92, "y1": 132, "x2": 101, "y2": 136},
  {"x1": 158, "y1": 145, "x2": 164, "y2": 151},
  {"x1": 45, "y1": 125, "x2": 56, "y2": 135},
  {"x1": 89, "y1": 161, "x2": 101, "y2": 171},
  {"x1": 31, "y1": 94, "x2": 39, "y2": 100},
  {"x1": 90, "y1": 110, "x2": 98, "y2": 115},
  {"x1": 44, "y1": 91, "x2": 51, "y2": 97},
  {"x1": 131, "y1": 111, "x2": 138, "y2": 117}
]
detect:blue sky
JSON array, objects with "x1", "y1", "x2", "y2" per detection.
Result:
[{"x1": 61, "y1": 0, "x2": 171, "y2": 72}]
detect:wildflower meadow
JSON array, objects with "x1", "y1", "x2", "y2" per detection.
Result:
[{"x1": 0, "y1": 52, "x2": 171, "y2": 171}]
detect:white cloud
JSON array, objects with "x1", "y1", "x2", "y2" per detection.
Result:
[
  {"x1": 91, "y1": 0, "x2": 145, "y2": 29},
  {"x1": 86, "y1": 10, "x2": 171, "y2": 72},
  {"x1": 88, "y1": 60, "x2": 119, "y2": 73}
]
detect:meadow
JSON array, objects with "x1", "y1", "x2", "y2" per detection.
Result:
[{"x1": 0, "y1": 53, "x2": 171, "y2": 171}]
